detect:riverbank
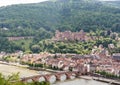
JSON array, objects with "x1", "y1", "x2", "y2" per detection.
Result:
[
  {"x1": 0, "y1": 62, "x2": 50, "y2": 78},
  {"x1": 53, "y1": 78, "x2": 109, "y2": 85},
  {"x1": 0, "y1": 61, "x2": 28, "y2": 68},
  {"x1": 80, "y1": 76, "x2": 120, "y2": 85},
  {"x1": 92, "y1": 76, "x2": 120, "y2": 85},
  {"x1": 28, "y1": 66, "x2": 66, "y2": 73}
]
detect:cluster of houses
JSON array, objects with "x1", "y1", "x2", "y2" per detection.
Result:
[
  {"x1": 91, "y1": 45, "x2": 120, "y2": 76},
  {"x1": 19, "y1": 47, "x2": 120, "y2": 76},
  {"x1": 0, "y1": 44, "x2": 120, "y2": 77},
  {"x1": 21, "y1": 53, "x2": 89, "y2": 73}
]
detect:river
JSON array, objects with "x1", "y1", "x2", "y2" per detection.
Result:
[
  {"x1": 0, "y1": 63, "x2": 113, "y2": 85},
  {"x1": 0, "y1": 63, "x2": 50, "y2": 78},
  {"x1": 53, "y1": 79, "x2": 110, "y2": 85}
]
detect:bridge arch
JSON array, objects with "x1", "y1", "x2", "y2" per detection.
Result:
[
  {"x1": 26, "y1": 79, "x2": 33, "y2": 83},
  {"x1": 38, "y1": 76, "x2": 46, "y2": 82},
  {"x1": 55, "y1": 73, "x2": 67, "y2": 81},
  {"x1": 44, "y1": 74, "x2": 56, "y2": 83},
  {"x1": 65, "y1": 72, "x2": 76, "y2": 79}
]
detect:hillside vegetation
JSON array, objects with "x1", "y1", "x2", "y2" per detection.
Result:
[
  {"x1": 0, "y1": 0, "x2": 120, "y2": 53},
  {"x1": 104, "y1": 1, "x2": 120, "y2": 8},
  {"x1": 0, "y1": 0, "x2": 120, "y2": 37}
]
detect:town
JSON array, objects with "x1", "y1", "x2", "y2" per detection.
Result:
[
  {"x1": 0, "y1": 0, "x2": 120, "y2": 85},
  {"x1": 0, "y1": 30, "x2": 120, "y2": 84}
]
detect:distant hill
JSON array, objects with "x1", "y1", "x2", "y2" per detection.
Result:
[
  {"x1": 104, "y1": 0, "x2": 120, "y2": 8},
  {"x1": 0, "y1": 0, "x2": 120, "y2": 37}
]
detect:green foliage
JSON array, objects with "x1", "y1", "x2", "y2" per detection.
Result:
[
  {"x1": 3, "y1": 56, "x2": 17, "y2": 62},
  {"x1": 30, "y1": 45, "x2": 41, "y2": 53},
  {"x1": 0, "y1": 0, "x2": 120, "y2": 53},
  {"x1": 30, "y1": 40, "x2": 94, "y2": 54},
  {"x1": 0, "y1": 37, "x2": 22, "y2": 53},
  {"x1": 96, "y1": 71, "x2": 120, "y2": 79},
  {"x1": 30, "y1": 37, "x2": 117, "y2": 54},
  {"x1": 33, "y1": 28, "x2": 53, "y2": 43},
  {"x1": 0, "y1": 73, "x2": 50, "y2": 85},
  {"x1": 95, "y1": 38, "x2": 116, "y2": 47},
  {"x1": 0, "y1": 0, "x2": 120, "y2": 37},
  {"x1": 12, "y1": 39, "x2": 33, "y2": 52},
  {"x1": 28, "y1": 63, "x2": 43, "y2": 68}
]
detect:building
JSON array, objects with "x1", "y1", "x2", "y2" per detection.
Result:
[
  {"x1": 112, "y1": 53, "x2": 120, "y2": 61},
  {"x1": 52, "y1": 30, "x2": 90, "y2": 42},
  {"x1": 7, "y1": 36, "x2": 33, "y2": 41}
]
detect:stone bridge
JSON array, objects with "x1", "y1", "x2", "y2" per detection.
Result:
[{"x1": 21, "y1": 71, "x2": 86, "y2": 83}]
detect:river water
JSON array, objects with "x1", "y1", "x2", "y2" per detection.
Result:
[
  {"x1": 53, "y1": 79, "x2": 109, "y2": 85},
  {"x1": 0, "y1": 63, "x2": 50, "y2": 78}
]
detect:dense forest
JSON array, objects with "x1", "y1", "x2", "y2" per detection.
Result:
[
  {"x1": 105, "y1": 0, "x2": 120, "y2": 8},
  {"x1": 0, "y1": 0, "x2": 120, "y2": 37},
  {"x1": 0, "y1": 37, "x2": 22, "y2": 53}
]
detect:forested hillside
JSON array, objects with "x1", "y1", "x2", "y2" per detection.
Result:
[
  {"x1": 0, "y1": 0, "x2": 120, "y2": 53},
  {"x1": 0, "y1": 0, "x2": 120, "y2": 37},
  {"x1": 104, "y1": 0, "x2": 120, "y2": 8}
]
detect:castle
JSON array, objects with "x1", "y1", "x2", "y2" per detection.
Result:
[{"x1": 52, "y1": 30, "x2": 90, "y2": 41}]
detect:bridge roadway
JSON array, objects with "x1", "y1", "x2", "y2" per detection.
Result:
[{"x1": 21, "y1": 71, "x2": 84, "y2": 83}]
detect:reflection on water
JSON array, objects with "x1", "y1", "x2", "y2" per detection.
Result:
[{"x1": 53, "y1": 79, "x2": 109, "y2": 85}]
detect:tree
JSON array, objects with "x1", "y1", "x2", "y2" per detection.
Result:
[
  {"x1": 95, "y1": 29, "x2": 103, "y2": 40},
  {"x1": 31, "y1": 45, "x2": 41, "y2": 53},
  {"x1": 0, "y1": 73, "x2": 50, "y2": 85},
  {"x1": 0, "y1": 37, "x2": 22, "y2": 53}
]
